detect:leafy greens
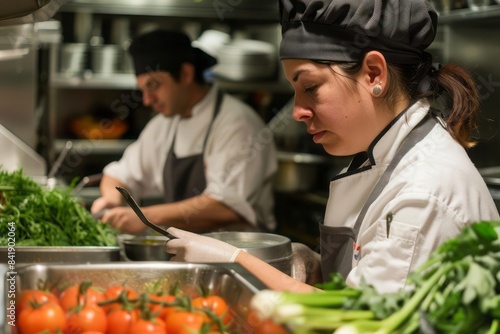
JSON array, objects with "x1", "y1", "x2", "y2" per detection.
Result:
[{"x1": 0, "y1": 169, "x2": 118, "y2": 246}]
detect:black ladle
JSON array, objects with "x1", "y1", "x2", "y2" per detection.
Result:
[{"x1": 115, "y1": 186, "x2": 177, "y2": 239}]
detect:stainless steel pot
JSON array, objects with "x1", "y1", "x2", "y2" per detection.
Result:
[
  {"x1": 91, "y1": 44, "x2": 123, "y2": 75},
  {"x1": 273, "y1": 151, "x2": 332, "y2": 192},
  {"x1": 60, "y1": 43, "x2": 87, "y2": 76},
  {"x1": 122, "y1": 236, "x2": 172, "y2": 261},
  {"x1": 205, "y1": 231, "x2": 293, "y2": 275}
]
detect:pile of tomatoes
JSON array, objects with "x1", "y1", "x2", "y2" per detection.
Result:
[{"x1": 14, "y1": 279, "x2": 285, "y2": 334}]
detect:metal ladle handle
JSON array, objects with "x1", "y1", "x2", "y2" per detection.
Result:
[
  {"x1": 48, "y1": 140, "x2": 73, "y2": 179},
  {"x1": 115, "y1": 186, "x2": 177, "y2": 239}
]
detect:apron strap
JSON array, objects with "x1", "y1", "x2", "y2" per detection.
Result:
[
  {"x1": 170, "y1": 88, "x2": 224, "y2": 154},
  {"x1": 352, "y1": 114, "x2": 437, "y2": 235},
  {"x1": 163, "y1": 88, "x2": 224, "y2": 202},
  {"x1": 202, "y1": 89, "x2": 223, "y2": 149}
]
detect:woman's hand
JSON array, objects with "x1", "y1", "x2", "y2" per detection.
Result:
[{"x1": 165, "y1": 227, "x2": 242, "y2": 263}]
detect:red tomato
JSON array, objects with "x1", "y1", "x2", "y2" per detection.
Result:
[
  {"x1": 65, "y1": 304, "x2": 107, "y2": 334},
  {"x1": 164, "y1": 311, "x2": 204, "y2": 334},
  {"x1": 18, "y1": 301, "x2": 66, "y2": 334},
  {"x1": 127, "y1": 318, "x2": 165, "y2": 334},
  {"x1": 17, "y1": 289, "x2": 59, "y2": 314},
  {"x1": 192, "y1": 295, "x2": 232, "y2": 326},
  {"x1": 253, "y1": 319, "x2": 289, "y2": 334},
  {"x1": 59, "y1": 283, "x2": 104, "y2": 312},
  {"x1": 102, "y1": 285, "x2": 138, "y2": 313},
  {"x1": 106, "y1": 308, "x2": 139, "y2": 334},
  {"x1": 149, "y1": 293, "x2": 177, "y2": 320},
  {"x1": 245, "y1": 310, "x2": 288, "y2": 334}
]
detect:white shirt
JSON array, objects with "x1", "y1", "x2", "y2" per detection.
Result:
[
  {"x1": 103, "y1": 85, "x2": 278, "y2": 231},
  {"x1": 324, "y1": 100, "x2": 499, "y2": 293}
]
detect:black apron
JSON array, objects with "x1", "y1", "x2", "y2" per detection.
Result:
[
  {"x1": 163, "y1": 90, "x2": 223, "y2": 202},
  {"x1": 319, "y1": 114, "x2": 437, "y2": 281}
]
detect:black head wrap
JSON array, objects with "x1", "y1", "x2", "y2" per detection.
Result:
[
  {"x1": 278, "y1": 0, "x2": 438, "y2": 65},
  {"x1": 128, "y1": 29, "x2": 217, "y2": 76}
]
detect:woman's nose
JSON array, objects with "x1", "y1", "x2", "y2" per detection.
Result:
[{"x1": 292, "y1": 102, "x2": 313, "y2": 122}]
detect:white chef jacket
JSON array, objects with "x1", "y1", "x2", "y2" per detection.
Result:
[
  {"x1": 103, "y1": 85, "x2": 278, "y2": 231},
  {"x1": 324, "y1": 99, "x2": 499, "y2": 294}
]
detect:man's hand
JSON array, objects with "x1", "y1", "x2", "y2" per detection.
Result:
[
  {"x1": 101, "y1": 207, "x2": 148, "y2": 234},
  {"x1": 90, "y1": 196, "x2": 122, "y2": 214},
  {"x1": 165, "y1": 227, "x2": 242, "y2": 263}
]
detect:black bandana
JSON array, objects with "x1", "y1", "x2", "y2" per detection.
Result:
[{"x1": 128, "y1": 30, "x2": 217, "y2": 75}]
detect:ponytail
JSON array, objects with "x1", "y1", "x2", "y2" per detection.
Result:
[
  {"x1": 411, "y1": 63, "x2": 481, "y2": 148},
  {"x1": 431, "y1": 64, "x2": 480, "y2": 148}
]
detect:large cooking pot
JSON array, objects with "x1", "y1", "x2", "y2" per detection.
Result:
[
  {"x1": 479, "y1": 167, "x2": 500, "y2": 212},
  {"x1": 205, "y1": 231, "x2": 293, "y2": 275},
  {"x1": 273, "y1": 151, "x2": 332, "y2": 192}
]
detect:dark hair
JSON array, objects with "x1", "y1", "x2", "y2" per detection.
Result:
[
  {"x1": 167, "y1": 63, "x2": 207, "y2": 85},
  {"x1": 129, "y1": 29, "x2": 215, "y2": 85},
  {"x1": 336, "y1": 58, "x2": 480, "y2": 149}
]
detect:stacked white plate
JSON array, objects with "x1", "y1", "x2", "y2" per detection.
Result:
[{"x1": 212, "y1": 39, "x2": 277, "y2": 81}]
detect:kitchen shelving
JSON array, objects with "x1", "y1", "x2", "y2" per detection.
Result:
[
  {"x1": 46, "y1": 0, "x2": 293, "y2": 184},
  {"x1": 58, "y1": 0, "x2": 280, "y2": 22}
]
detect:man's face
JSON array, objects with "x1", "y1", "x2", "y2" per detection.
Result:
[{"x1": 136, "y1": 71, "x2": 185, "y2": 117}]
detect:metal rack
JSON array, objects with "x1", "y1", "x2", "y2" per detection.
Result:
[
  {"x1": 45, "y1": 0, "x2": 291, "y2": 185},
  {"x1": 438, "y1": 5, "x2": 500, "y2": 24},
  {"x1": 59, "y1": 0, "x2": 280, "y2": 21}
]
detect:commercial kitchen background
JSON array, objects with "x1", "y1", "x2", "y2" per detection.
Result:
[{"x1": 1, "y1": 0, "x2": 500, "y2": 249}]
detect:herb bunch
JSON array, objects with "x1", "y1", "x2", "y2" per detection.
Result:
[
  {"x1": 0, "y1": 169, "x2": 118, "y2": 246},
  {"x1": 251, "y1": 221, "x2": 500, "y2": 333}
]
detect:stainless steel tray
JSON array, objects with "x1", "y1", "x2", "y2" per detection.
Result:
[
  {"x1": 0, "y1": 246, "x2": 121, "y2": 265},
  {"x1": 2, "y1": 262, "x2": 268, "y2": 334}
]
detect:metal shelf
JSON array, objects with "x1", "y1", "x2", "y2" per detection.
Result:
[
  {"x1": 51, "y1": 73, "x2": 293, "y2": 93},
  {"x1": 59, "y1": 0, "x2": 279, "y2": 22},
  {"x1": 54, "y1": 138, "x2": 134, "y2": 154},
  {"x1": 438, "y1": 5, "x2": 500, "y2": 25},
  {"x1": 51, "y1": 73, "x2": 137, "y2": 89}
]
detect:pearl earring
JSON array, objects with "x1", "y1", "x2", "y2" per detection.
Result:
[{"x1": 373, "y1": 83, "x2": 383, "y2": 96}]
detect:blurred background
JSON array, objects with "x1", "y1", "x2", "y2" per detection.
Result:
[{"x1": 1, "y1": 0, "x2": 500, "y2": 248}]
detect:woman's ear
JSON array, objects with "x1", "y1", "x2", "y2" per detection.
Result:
[{"x1": 362, "y1": 51, "x2": 388, "y2": 97}]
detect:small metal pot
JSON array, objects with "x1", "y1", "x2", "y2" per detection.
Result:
[
  {"x1": 122, "y1": 236, "x2": 171, "y2": 261},
  {"x1": 204, "y1": 231, "x2": 293, "y2": 275},
  {"x1": 91, "y1": 44, "x2": 123, "y2": 75},
  {"x1": 60, "y1": 43, "x2": 87, "y2": 76}
]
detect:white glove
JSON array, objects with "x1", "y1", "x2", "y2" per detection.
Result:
[{"x1": 165, "y1": 227, "x2": 242, "y2": 263}]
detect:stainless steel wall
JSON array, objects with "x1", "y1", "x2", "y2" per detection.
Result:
[{"x1": 0, "y1": 24, "x2": 37, "y2": 149}]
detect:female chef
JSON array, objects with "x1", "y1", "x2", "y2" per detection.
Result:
[{"x1": 164, "y1": 0, "x2": 500, "y2": 293}]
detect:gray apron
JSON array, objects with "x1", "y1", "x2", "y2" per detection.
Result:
[
  {"x1": 163, "y1": 89, "x2": 223, "y2": 202},
  {"x1": 320, "y1": 114, "x2": 437, "y2": 281}
]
